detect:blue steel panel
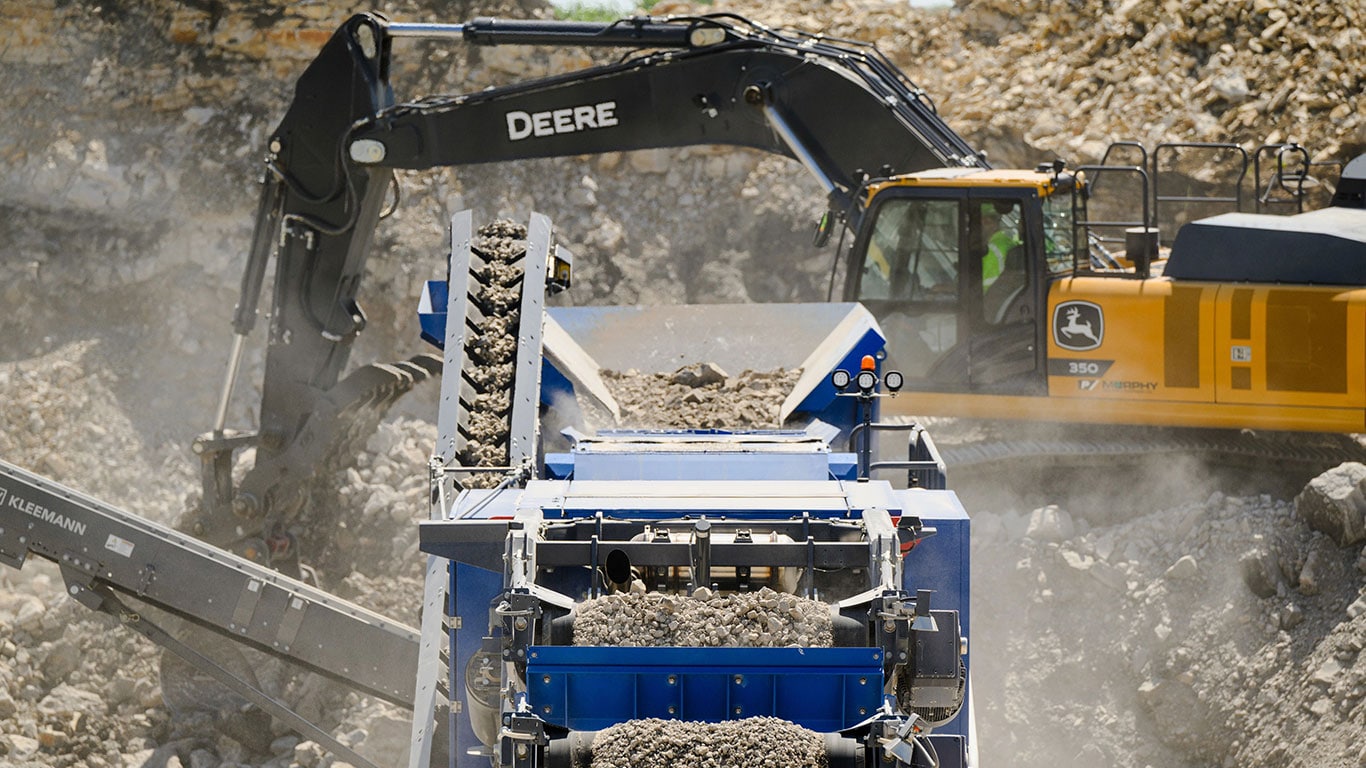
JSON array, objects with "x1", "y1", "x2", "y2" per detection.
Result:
[
  {"x1": 418, "y1": 279, "x2": 447, "y2": 349},
  {"x1": 571, "y1": 451, "x2": 831, "y2": 481},
  {"x1": 788, "y1": 327, "x2": 888, "y2": 420},
  {"x1": 525, "y1": 646, "x2": 883, "y2": 733},
  {"x1": 544, "y1": 454, "x2": 574, "y2": 479},
  {"x1": 453, "y1": 562, "x2": 503, "y2": 768},
  {"x1": 679, "y1": 673, "x2": 726, "y2": 724},
  {"x1": 900, "y1": 492, "x2": 971, "y2": 742},
  {"x1": 539, "y1": 358, "x2": 574, "y2": 409},
  {"x1": 829, "y1": 453, "x2": 858, "y2": 480}
]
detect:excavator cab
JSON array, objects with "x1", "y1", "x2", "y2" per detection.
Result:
[{"x1": 844, "y1": 170, "x2": 1079, "y2": 396}]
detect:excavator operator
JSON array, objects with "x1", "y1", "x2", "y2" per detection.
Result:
[{"x1": 981, "y1": 201, "x2": 1022, "y2": 291}]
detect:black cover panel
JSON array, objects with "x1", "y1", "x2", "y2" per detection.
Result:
[
  {"x1": 1331, "y1": 154, "x2": 1365, "y2": 208},
  {"x1": 1164, "y1": 208, "x2": 1366, "y2": 285}
]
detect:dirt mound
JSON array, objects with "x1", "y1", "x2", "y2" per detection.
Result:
[{"x1": 972, "y1": 486, "x2": 1366, "y2": 767}]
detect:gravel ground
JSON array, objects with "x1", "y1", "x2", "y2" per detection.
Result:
[{"x1": 969, "y1": 484, "x2": 1366, "y2": 768}]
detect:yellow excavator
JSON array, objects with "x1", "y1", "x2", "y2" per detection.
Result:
[{"x1": 847, "y1": 147, "x2": 1366, "y2": 439}]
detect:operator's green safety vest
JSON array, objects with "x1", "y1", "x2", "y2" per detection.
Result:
[{"x1": 983, "y1": 229, "x2": 1019, "y2": 290}]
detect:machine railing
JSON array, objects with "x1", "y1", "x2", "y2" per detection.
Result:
[
  {"x1": 1072, "y1": 163, "x2": 1153, "y2": 274},
  {"x1": 1253, "y1": 142, "x2": 1342, "y2": 214},
  {"x1": 1151, "y1": 142, "x2": 1248, "y2": 246},
  {"x1": 849, "y1": 421, "x2": 948, "y2": 489}
]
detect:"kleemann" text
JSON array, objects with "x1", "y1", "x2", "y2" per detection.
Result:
[{"x1": 5, "y1": 492, "x2": 87, "y2": 536}]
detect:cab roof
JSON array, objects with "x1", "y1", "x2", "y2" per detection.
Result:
[{"x1": 864, "y1": 168, "x2": 1072, "y2": 203}]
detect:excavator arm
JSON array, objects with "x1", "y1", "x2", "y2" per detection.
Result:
[
  {"x1": 198, "y1": 11, "x2": 986, "y2": 563},
  {"x1": 353, "y1": 15, "x2": 985, "y2": 193},
  {"x1": 192, "y1": 15, "x2": 408, "y2": 553}
]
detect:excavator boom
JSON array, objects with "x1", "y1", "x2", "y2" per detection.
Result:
[{"x1": 361, "y1": 15, "x2": 985, "y2": 190}]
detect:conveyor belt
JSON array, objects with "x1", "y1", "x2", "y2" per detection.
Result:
[{"x1": 0, "y1": 459, "x2": 421, "y2": 704}]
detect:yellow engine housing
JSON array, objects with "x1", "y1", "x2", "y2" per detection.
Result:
[{"x1": 1043, "y1": 277, "x2": 1366, "y2": 432}]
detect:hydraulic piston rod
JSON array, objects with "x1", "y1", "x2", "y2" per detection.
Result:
[{"x1": 386, "y1": 17, "x2": 715, "y2": 47}]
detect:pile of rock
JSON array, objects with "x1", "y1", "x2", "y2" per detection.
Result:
[
  {"x1": 601, "y1": 364, "x2": 802, "y2": 430},
  {"x1": 590, "y1": 716, "x2": 825, "y2": 768},
  {"x1": 0, "y1": 338, "x2": 434, "y2": 767},
  {"x1": 573, "y1": 587, "x2": 833, "y2": 648},
  {"x1": 716, "y1": 0, "x2": 1361, "y2": 169},
  {"x1": 1294, "y1": 461, "x2": 1366, "y2": 548},
  {"x1": 970, "y1": 462, "x2": 1366, "y2": 767}
]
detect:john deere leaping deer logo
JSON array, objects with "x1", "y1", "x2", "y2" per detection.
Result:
[{"x1": 1053, "y1": 301, "x2": 1104, "y2": 351}]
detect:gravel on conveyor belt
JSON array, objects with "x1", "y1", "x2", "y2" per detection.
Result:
[
  {"x1": 460, "y1": 220, "x2": 528, "y2": 489},
  {"x1": 573, "y1": 587, "x2": 833, "y2": 647},
  {"x1": 589, "y1": 716, "x2": 827, "y2": 768}
]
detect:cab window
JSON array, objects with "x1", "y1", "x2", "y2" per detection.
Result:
[
  {"x1": 857, "y1": 198, "x2": 959, "y2": 303},
  {"x1": 1041, "y1": 192, "x2": 1075, "y2": 273},
  {"x1": 976, "y1": 200, "x2": 1028, "y2": 325}
]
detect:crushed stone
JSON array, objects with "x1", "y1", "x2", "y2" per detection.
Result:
[{"x1": 573, "y1": 587, "x2": 833, "y2": 647}]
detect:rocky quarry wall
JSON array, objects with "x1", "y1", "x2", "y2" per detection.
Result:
[{"x1": 0, "y1": 1, "x2": 1364, "y2": 767}]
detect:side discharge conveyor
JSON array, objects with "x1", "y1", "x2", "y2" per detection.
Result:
[{"x1": 0, "y1": 460, "x2": 423, "y2": 768}]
